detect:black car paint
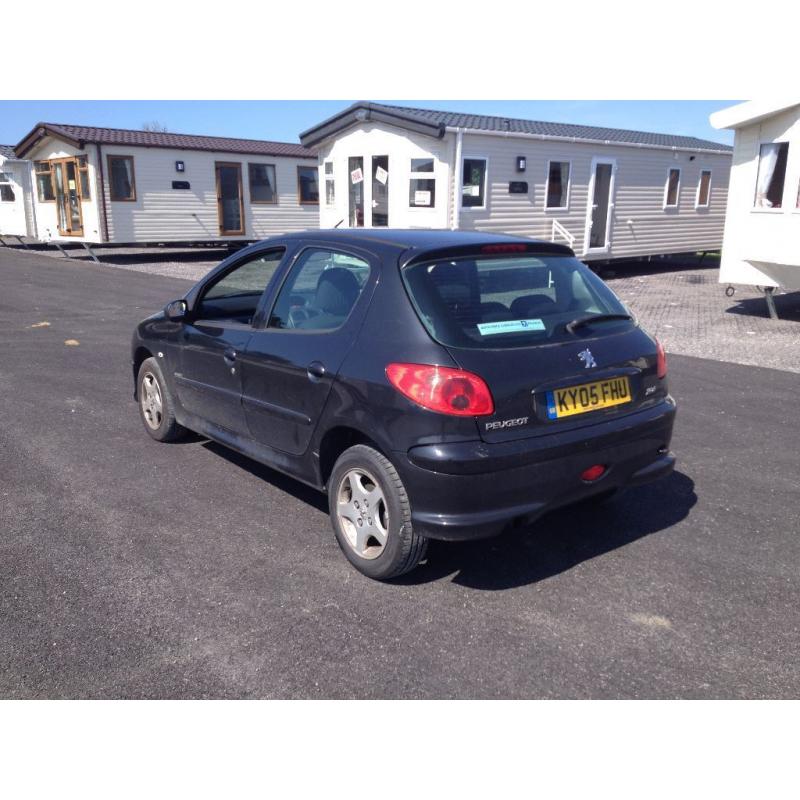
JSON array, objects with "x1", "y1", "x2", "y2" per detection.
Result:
[{"x1": 132, "y1": 230, "x2": 676, "y2": 540}]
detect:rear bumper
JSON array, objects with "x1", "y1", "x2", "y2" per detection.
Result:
[{"x1": 392, "y1": 397, "x2": 676, "y2": 541}]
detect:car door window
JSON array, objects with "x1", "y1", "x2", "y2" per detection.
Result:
[
  {"x1": 196, "y1": 249, "x2": 285, "y2": 324},
  {"x1": 268, "y1": 249, "x2": 371, "y2": 331}
]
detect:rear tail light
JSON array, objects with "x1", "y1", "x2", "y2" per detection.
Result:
[
  {"x1": 385, "y1": 363, "x2": 494, "y2": 417},
  {"x1": 656, "y1": 339, "x2": 667, "y2": 379}
]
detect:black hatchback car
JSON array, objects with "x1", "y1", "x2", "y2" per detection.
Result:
[{"x1": 132, "y1": 230, "x2": 675, "y2": 579}]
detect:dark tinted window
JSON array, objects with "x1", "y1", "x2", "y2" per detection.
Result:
[
  {"x1": 462, "y1": 158, "x2": 486, "y2": 208},
  {"x1": 249, "y1": 163, "x2": 276, "y2": 203},
  {"x1": 269, "y1": 249, "x2": 370, "y2": 331},
  {"x1": 297, "y1": 167, "x2": 319, "y2": 204},
  {"x1": 196, "y1": 249, "x2": 285, "y2": 323},
  {"x1": 402, "y1": 254, "x2": 633, "y2": 349}
]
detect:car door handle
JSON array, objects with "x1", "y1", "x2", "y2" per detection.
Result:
[
  {"x1": 223, "y1": 348, "x2": 237, "y2": 365},
  {"x1": 307, "y1": 361, "x2": 326, "y2": 381}
]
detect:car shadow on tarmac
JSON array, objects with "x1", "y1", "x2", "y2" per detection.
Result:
[
  {"x1": 202, "y1": 434, "x2": 696, "y2": 591},
  {"x1": 202, "y1": 440, "x2": 329, "y2": 513},
  {"x1": 397, "y1": 471, "x2": 697, "y2": 590}
]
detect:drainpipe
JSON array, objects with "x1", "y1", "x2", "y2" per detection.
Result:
[
  {"x1": 26, "y1": 159, "x2": 39, "y2": 240},
  {"x1": 451, "y1": 128, "x2": 463, "y2": 230},
  {"x1": 96, "y1": 143, "x2": 110, "y2": 243}
]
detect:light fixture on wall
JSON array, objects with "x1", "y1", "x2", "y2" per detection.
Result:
[
  {"x1": 516, "y1": 156, "x2": 526, "y2": 172},
  {"x1": 175, "y1": 160, "x2": 185, "y2": 172}
]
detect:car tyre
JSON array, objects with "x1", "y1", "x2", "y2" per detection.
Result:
[
  {"x1": 328, "y1": 444, "x2": 427, "y2": 580},
  {"x1": 137, "y1": 356, "x2": 187, "y2": 442}
]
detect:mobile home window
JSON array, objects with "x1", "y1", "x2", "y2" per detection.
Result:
[
  {"x1": 409, "y1": 158, "x2": 436, "y2": 208},
  {"x1": 76, "y1": 155, "x2": 91, "y2": 200},
  {"x1": 0, "y1": 172, "x2": 15, "y2": 202},
  {"x1": 754, "y1": 142, "x2": 789, "y2": 209},
  {"x1": 108, "y1": 156, "x2": 136, "y2": 201},
  {"x1": 546, "y1": 160, "x2": 571, "y2": 209},
  {"x1": 696, "y1": 170, "x2": 711, "y2": 208},
  {"x1": 664, "y1": 168, "x2": 681, "y2": 208},
  {"x1": 324, "y1": 161, "x2": 335, "y2": 206},
  {"x1": 248, "y1": 163, "x2": 277, "y2": 204},
  {"x1": 297, "y1": 166, "x2": 319, "y2": 204},
  {"x1": 34, "y1": 161, "x2": 55, "y2": 201},
  {"x1": 462, "y1": 157, "x2": 487, "y2": 208}
]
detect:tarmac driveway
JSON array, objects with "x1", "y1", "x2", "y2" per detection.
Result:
[{"x1": 1, "y1": 250, "x2": 798, "y2": 698}]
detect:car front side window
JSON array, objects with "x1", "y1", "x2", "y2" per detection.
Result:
[{"x1": 195, "y1": 249, "x2": 285, "y2": 324}]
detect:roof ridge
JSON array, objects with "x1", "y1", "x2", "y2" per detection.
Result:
[
  {"x1": 41, "y1": 122, "x2": 305, "y2": 148},
  {"x1": 368, "y1": 102, "x2": 730, "y2": 150}
]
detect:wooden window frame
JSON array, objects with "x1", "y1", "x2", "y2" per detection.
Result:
[
  {"x1": 76, "y1": 154, "x2": 91, "y2": 201},
  {"x1": 215, "y1": 161, "x2": 246, "y2": 236},
  {"x1": 107, "y1": 155, "x2": 137, "y2": 202},
  {"x1": 695, "y1": 169, "x2": 712, "y2": 209},
  {"x1": 248, "y1": 162, "x2": 278, "y2": 205},
  {"x1": 34, "y1": 160, "x2": 56, "y2": 202},
  {"x1": 297, "y1": 165, "x2": 320, "y2": 205}
]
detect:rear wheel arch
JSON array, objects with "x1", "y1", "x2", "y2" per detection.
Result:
[{"x1": 318, "y1": 426, "x2": 388, "y2": 489}]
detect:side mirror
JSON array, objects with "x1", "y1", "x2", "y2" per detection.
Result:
[{"x1": 164, "y1": 299, "x2": 187, "y2": 320}]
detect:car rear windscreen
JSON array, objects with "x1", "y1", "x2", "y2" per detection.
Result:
[{"x1": 401, "y1": 254, "x2": 634, "y2": 349}]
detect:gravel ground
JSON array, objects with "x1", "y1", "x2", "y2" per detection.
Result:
[
  {"x1": 8, "y1": 244, "x2": 800, "y2": 373},
  {"x1": 605, "y1": 263, "x2": 800, "y2": 374}
]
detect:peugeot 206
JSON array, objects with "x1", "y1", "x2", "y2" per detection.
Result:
[{"x1": 132, "y1": 230, "x2": 675, "y2": 580}]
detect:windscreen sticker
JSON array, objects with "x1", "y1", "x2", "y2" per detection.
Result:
[{"x1": 477, "y1": 319, "x2": 545, "y2": 336}]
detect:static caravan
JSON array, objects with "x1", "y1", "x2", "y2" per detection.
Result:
[
  {"x1": 14, "y1": 123, "x2": 319, "y2": 247},
  {"x1": 709, "y1": 100, "x2": 800, "y2": 304},
  {"x1": 300, "y1": 102, "x2": 733, "y2": 261},
  {"x1": 0, "y1": 145, "x2": 35, "y2": 241}
]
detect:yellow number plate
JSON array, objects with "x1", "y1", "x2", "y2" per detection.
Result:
[{"x1": 546, "y1": 376, "x2": 631, "y2": 419}]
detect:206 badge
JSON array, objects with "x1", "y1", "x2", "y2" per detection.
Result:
[{"x1": 578, "y1": 348, "x2": 597, "y2": 368}]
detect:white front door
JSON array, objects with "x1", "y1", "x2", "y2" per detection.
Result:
[{"x1": 584, "y1": 158, "x2": 616, "y2": 255}]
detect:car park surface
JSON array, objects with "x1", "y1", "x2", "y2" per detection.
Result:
[{"x1": 1, "y1": 248, "x2": 798, "y2": 698}]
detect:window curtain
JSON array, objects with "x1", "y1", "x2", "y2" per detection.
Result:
[{"x1": 755, "y1": 144, "x2": 780, "y2": 207}]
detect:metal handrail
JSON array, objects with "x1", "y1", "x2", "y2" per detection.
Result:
[{"x1": 551, "y1": 219, "x2": 575, "y2": 247}]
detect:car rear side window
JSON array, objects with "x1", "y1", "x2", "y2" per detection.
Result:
[
  {"x1": 268, "y1": 249, "x2": 370, "y2": 331},
  {"x1": 401, "y1": 254, "x2": 633, "y2": 349}
]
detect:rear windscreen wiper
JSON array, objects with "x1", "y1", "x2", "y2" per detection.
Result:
[{"x1": 566, "y1": 313, "x2": 633, "y2": 333}]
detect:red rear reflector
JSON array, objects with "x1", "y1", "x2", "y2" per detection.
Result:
[
  {"x1": 656, "y1": 339, "x2": 667, "y2": 379},
  {"x1": 581, "y1": 464, "x2": 607, "y2": 482},
  {"x1": 480, "y1": 243, "x2": 528, "y2": 254},
  {"x1": 385, "y1": 363, "x2": 494, "y2": 417}
]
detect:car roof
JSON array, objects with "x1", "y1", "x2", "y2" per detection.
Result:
[{"x1": 275, "y1": 228, "x2": 572, "y2": 255}]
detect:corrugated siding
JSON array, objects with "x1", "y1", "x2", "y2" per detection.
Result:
[
  {"x1": 101, "y1": 146, "x2": 318, "y2": 242},
  {"x1": 456, "y1": 133, "x2": 731, "y2": 258}
]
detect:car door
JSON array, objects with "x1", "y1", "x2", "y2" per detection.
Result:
[
  {"x1": 240, "y1": 246, "x2": 375, "y2": 455},
  {"x1": 175, "y1": 248, "x2": 286, "y2": 435}
]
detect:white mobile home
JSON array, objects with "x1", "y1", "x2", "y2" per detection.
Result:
[
  {"x1": 300, "y1": 102, "x2": 733, "y2": 261},
  {"x1": 709, "y1": 100, "x2": 800, "y2": 297},
  {"x1": 14, "y1": 123, "x2": 319, "y2": 246},
  {"x1": 0, "y1": 145, "x2": 35, "y2": 241}
]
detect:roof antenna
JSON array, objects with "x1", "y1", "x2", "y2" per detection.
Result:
[{"x1": 334, "y1": 219, "x2": 344, "y2": 228}]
